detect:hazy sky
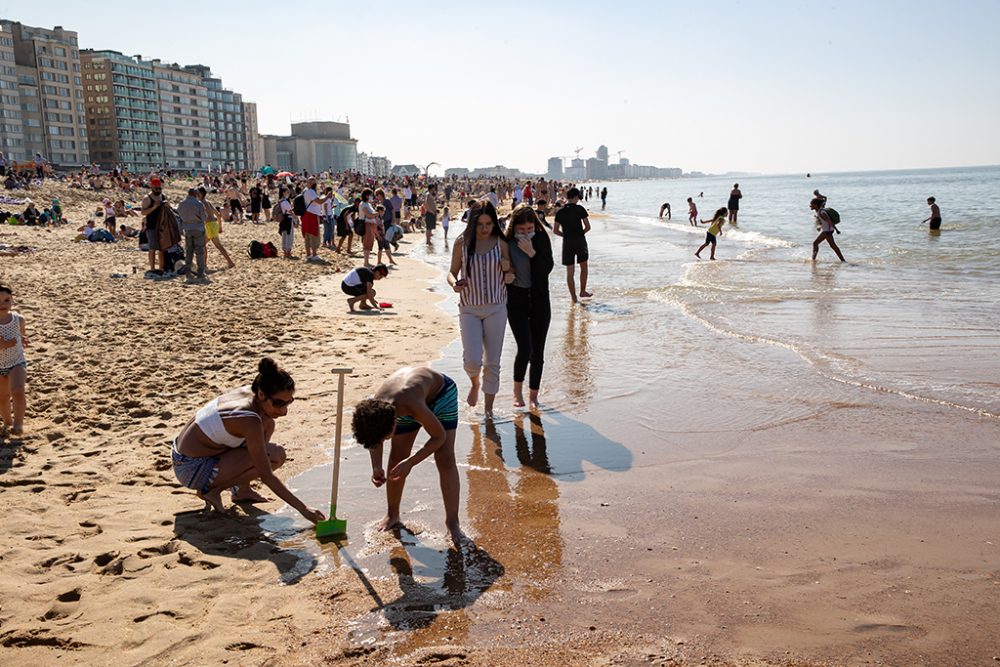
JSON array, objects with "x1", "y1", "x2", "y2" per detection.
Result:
[{"x1": 7, "y1": 1, "x2": 999, "y2": 174}]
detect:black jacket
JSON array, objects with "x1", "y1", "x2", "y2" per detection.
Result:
[{"x1": 508, "y1": 230, "x2": 554, "y2": 295}]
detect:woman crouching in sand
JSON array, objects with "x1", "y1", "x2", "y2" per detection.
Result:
[{"x1": 172, "y1": 357, "x2": 325, "y2": 524}]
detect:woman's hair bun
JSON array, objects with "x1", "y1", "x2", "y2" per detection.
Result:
[{"x1": 258, "y1": 357, "x2": 279, "y2": 377}]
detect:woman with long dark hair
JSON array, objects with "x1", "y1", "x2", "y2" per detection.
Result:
[
  {"x1": 447, "y1": 200, "x2": 513, "y2": 419},
  {"x1": 504, "y1": 205, "x2": 554, "y2": 409}
]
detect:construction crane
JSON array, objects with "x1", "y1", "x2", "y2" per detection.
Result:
[
  {"x1": 616, "y1": 150, "x2": 627, "y2": 161},
  {"x1": 573, "y1": 147, "x2": 583, "y2": 160}
]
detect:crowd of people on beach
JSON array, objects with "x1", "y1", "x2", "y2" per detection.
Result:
[{"x1": 2, "y1": 157, "x2": 950, "y2": 544}]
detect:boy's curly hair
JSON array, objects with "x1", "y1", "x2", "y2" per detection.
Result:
[{"x1": 352, "y1": 398, "x2": 396, "y2": 449}]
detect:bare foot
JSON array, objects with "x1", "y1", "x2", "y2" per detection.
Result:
[
  {"x1": 694, "y1": 252, "x2": 701, "y2": 259},
  {"x1": 359, "y1": 304, "x2": 373, "y2": 310},
  {"x1": 226, "y1": 261, "x2": 236, "y2": 269},
  {"x1": 529, "y1": 390, "x2": 540, "y2": 410},
  {"x1": 231, "y1": 486, "x2": 268, "y2": 503},
  {"x1": 197, "y1": 489, "x2": 226, "y2": 513},
  {"x1": 10, "y1": 423, "x2": 23, "y2": 436},
  {"x1": 580, "y1": 290, "x2": 593, "y2": 298},
  {"x1": 346, "y1": 299, "x2": 355, "y2": 312},
  {"x1": 467, "y1": 376, "x2": 480, "y2": 407},
  {"x1": 446, "y1": 522, "x2": 466, "y2": 546},
  {"x1": 513, "y1": 394, "x2": 525, "y2": 408},
  {"x1": 378, "y1": 515, "x2": 404, "y2": 532}
]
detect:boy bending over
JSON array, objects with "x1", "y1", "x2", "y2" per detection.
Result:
[{"x1": 352, "y1": 366, "x2": 462, "y2": 543}]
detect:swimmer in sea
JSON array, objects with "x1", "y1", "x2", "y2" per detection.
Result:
[
  {"x1": 922, "y1": 197, "x2": 941, "y2": 231},
  {"x1": 659, "y1": 202, "x2": 671, "y2": 220}
]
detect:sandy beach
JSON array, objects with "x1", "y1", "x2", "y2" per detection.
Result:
[{"x1": 2, "y1": 176, "x2": 1000, "y2": 667}]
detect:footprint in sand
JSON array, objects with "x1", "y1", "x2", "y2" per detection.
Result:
[
  {"x1": 42, "y1": 588, "x2": 83, "y2": 620},
  {"x1": 176, "y1": 552, "x2": 221, "y2": 570}
]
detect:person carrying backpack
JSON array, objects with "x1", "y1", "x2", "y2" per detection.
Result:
[{"x1": 278, "y1": 186, "x2": 296, "y2": 258}]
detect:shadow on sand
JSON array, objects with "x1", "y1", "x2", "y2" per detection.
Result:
[{"x1": 173, "y1": 505, "x2": 318, "y2": 584}]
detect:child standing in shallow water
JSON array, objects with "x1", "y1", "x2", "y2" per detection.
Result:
[
  {"x1": 695, "y1": 207, "x2": 727, "y2": 260},
  {"x1": 687, "y1": 197, "x2": 698, "y2": 226},
  {"x1": 0, "y1": 285, "x2": 28, "y2": 436}
]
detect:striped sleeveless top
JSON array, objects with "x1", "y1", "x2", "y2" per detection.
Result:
[{"x1": 461, "y1": 241, "x2": 507, "y2": 307}]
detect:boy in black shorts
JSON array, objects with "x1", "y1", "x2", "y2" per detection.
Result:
[
  {"x1": 341, "y1": 264, "x2": 388, "y2": 311},
  {"x1": 552, "y1": 187, "x2": 593, "y2": 302}
]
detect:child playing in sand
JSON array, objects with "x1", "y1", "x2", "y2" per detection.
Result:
[
  {"x1": 696, "y1": 207, "x2": 727, "y2": 260},
  {"x1": 687, "y1": 198, "x2": 698, "y2": 226},
  {"x1": 342, "y1": 264, "x2": 388, "y2": 312},
  {"x1": 0, "y1": 284, "x2": 28, "y2": 437},
  {"x1": 352, "y1": 366, "x2": 463, "y2": 543}
]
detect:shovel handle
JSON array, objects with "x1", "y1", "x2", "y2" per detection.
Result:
[{"x1": 330, "y1": 368, "x2": 352, "y2": 511}]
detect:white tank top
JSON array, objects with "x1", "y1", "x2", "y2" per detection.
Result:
[{"x1": 0, "y1": 312, "x2": 26, "y2": 369}]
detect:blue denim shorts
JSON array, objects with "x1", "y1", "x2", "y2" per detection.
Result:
[{"x1": 172, "y1": 440, "x2": 220, "y2": 494}]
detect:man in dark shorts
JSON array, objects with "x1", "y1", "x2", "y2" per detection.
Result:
[
  {"x1": 140, "y1": 177, "x2": 166, "y2": 273},
  {"x1": 923, "y1": 196, "x2": 942, "y2": 231},
  {"x1": 423, "y1": 184, "x2": 438, "y2": 244},
  {"x1": 553, "y1": 187, "x2": 592, "y2": 302},
  {"x1": 352, "y1": 365, "x2": 462, "y2": 543},
  {"x1": 341, "y1": 264, "x2": 387, "y2": 311}
]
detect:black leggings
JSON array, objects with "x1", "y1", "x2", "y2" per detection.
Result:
[{"x1": 507, "y1": 286, "x2": 551, "y2": 391}]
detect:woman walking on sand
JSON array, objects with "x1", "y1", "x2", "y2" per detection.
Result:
[
  {"x1": 197, "y1": 187, "x2": 236, "y2": 269},
  {"x1": 172, "y1": 357, "x2": 325, "y2": 522},
  {"x1": 448, "y1": 200, "x2": 514, "y2": 419},
  {"x1": 505, "y1": 205, "x2": 554, "y2": 410}
]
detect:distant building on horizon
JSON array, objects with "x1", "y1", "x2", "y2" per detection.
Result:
[
  {"x1": 445, "y1": 167, "x2": 470, "y2": 177},
  {"x1": 0, "y1": 24, "x2": 25, "y2": 161},
  {"x1": 242, "y1": 101, "x2": 263, "y2": 171},
  {"x1": 391, "y1": 163, "x2": 420, "y2": 177},
  {"x1": 546, "y1": 157, "x2": 563, "y2": 179},
  {"x1": 262, "y1": 121, "x2": 358, "y2": 173}
]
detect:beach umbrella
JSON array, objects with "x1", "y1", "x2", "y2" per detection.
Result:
[
  {"x1": 260, "y1": 166, "x2": 276, "y2": 175},
  {"x1": 276, "y1": 171, "x2": 295, "y2": 178}
]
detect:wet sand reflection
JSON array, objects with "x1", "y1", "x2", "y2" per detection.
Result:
[{"x1": 467, "y1": 415, "x2": 563, "y2": 600}]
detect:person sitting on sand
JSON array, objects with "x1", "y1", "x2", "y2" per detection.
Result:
[
  {"x1": 172, "y1": 357, "x2": 325, "y2": 523},
  {"x1": 76, "y1": 219, "x2": 97, "y2": 241},
  {"x1": 352, "y1": 366, "x2": 463, "y2": 543},
  {"x1": 342, "y1": 264, "x2": 388, "y2": 312}
]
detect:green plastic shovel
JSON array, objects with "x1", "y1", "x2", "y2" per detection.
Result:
[{"x1": 316, "y1": 367, "x2": 352, "y2": 539}]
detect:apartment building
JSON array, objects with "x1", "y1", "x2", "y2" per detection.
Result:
[
  {"x1": 242, "y1": 101, "x2": 263, "y2": 170},
  {"x1": 152, "y1": 61, "x2": 211, "y2": 171},
  {"x1": 183, "y1": 65, "x2": 246, "y2": 170},
  {"x1": 80, "y1": 50, "x2": 162, "y2": 172},
  {"x1": 1, "y1": 20, "x2": 87, "y2": 165},
  {"x1": 0, "y1": 24, "x2": 23, "y2": 159}
]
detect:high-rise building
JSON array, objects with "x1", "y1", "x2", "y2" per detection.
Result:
[
  {"x1": 183, "y1": 64, "x2": 246, "y2": 170},
  {"x1": 0, "y1": 24, "x2": 24, "y2": 160},
  {"x1": 151, "y1": 61, "x2": 211, "y2": 171},
  {"x1": 1, "y1": 21, "x2": 87, "y2": 165},
  {"x1": 80, "y1": 50, "x2": 162, "y2": 172},
  {"x1": 547, "y1": 157, "x2": 563, "y2": 179},
  {"x1": 596, "y1": 145, "x2": 608, "y2": 162},
  {"x1": 242, "y1": 101, "x2": 263, "y2": 170}
]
